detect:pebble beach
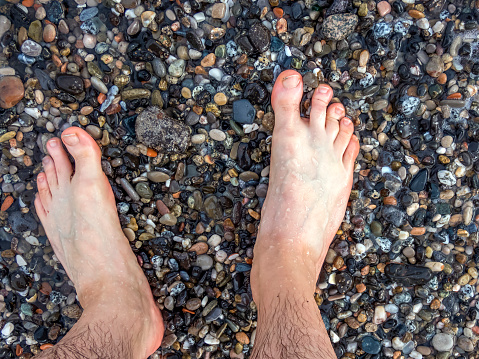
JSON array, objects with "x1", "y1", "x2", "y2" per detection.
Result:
[{"x1": 1, "y1": 0, "x2": 479, "y2": 357}]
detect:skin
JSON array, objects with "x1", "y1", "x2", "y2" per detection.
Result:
[{"x1": 33, "y1": 69, "x2": 358, "y2": 359}]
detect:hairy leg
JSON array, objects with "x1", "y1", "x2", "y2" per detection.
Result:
[
  {"x1": 251, "y1": 70, "x2": 359, "y2": 359},
  {"x1": 34, "y1": 127, "x2": 163, "y2": 359}
]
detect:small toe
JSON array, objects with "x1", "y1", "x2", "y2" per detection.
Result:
[
  {"x1": 271, "y1": 70, "x2": 304, "y2": 131},
  {"x1": 42, "y1": 156, "x2": 58, "y2": 189},
  {"x1": 334, "y1": 117, "x2": 354, "y2": 155},
  {"x1": 37, "y1": 172, "x2": 51, "y2": 210},
  {"x1": 343, "y1": 135, "x2": 360, "y2": 170},
  {"x1": 309, "y1": 84, "x2": 333, "y2": 130},
  {"x1": 324, "y1": 103, "x2": 345, "y2": 139},
  {"x1": 34, "y1": 193, "x2": 47, "y2": 220},
  {"x1": 47, "y1": 138, "x2": 73, "y2": 183},
  {"x1": 61, "y1": 127, "x2": 103, "y2": 179}
]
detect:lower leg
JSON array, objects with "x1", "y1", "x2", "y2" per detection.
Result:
[{"x1": 251, "y1": 71, "x2": 358, "y2": 359}]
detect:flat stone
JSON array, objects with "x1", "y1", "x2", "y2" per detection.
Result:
[
  {"x1": 21, "y1": 40, "x2": 42, "y2": 57},
  {"x1": 431, "y1": 333, "x2": 454, "y2": 352},
  {"x1": 0, "y1": 15, "x2": 11, "y2": 40},
  {"x1": 56, "y1": 75, "x2": 85, "y2": 95},
  {"x1": 248, "y1": 23, "x2": 270, "y2": 52},
  {"x1": 0, "y1": 76, "x2": 24, "y2": 109},
  {"x1": 233, "y1": 99, "x2": 256, "y2": 124},
  {"x1": 136, "y1": 106, "x2": 190, "y2": 154},
  {"x1": 211, "y1": 3, "x2": 226, "y2": 19},
  {"x1": 377, "y1": 1, "x2": 391, "y2": 16},
  {"x1": 322, "y1": 14, "x2": 358, "y2": 40}
]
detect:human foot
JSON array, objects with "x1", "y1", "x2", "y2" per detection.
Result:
[
  {"x1": 34, "y1": 127, "x2": 163, "y2": 357},
  {"x1": 251, "y1": 70, "x2": 359, "y2": 302}
]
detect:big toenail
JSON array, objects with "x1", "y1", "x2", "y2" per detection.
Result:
[
  {"x1": 62, "y1": 133, "x2": 79, "y2": 146},
  {"x1": 335, "y1": 107, "x2": 344, "y2": 115},
  {"x1": 282, "y1": 75, "x2": 301, "y2": 89},
  {"x1": 318, "y1": 85, "x2": 329, "y2": 94}
]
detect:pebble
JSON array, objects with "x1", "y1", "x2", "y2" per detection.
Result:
[
  {"x1": 0, "y1": 76, "x2": 24, "y2": 109},
  {"x1": 431, "y1": 333, "x2": 454, "y2": 352},
  {"x1": 136, "y1": 107, "x2": 190, "y2": 153}
]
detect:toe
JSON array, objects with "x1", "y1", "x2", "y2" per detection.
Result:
[
  {"x1": 61, "y1": 127, "x2": 102, "y2": 178},
  {"x1": 309, "y1": 84, "x2": 333, "y2": 130},
  {"x1": 324, "y1": 103, "x2": 345, "y2": 139},
  {"x1": 343, "y1": 135, "x2": 360, "y2": 170},
  {"x1": 34, "y1": 193, "x2": 47, "y2": 220},
  {"x1": 334, "y1": 117, "x2": 354, "y2": 155},
  {"x1": 47, "y1": 138, "x2": 73, "y2": 183},
  {"x1": 271, "y1": 70, "x2": 304, "y2": 131},
  {"x1": 37, "y1": 172, "x2": 52, "y2": 210},
  {"x1": 42, "y1": 156, "x2": 58, "y2": 189}
]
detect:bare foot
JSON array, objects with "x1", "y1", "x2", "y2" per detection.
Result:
[
  {"x1": 34, "y1": 127, "x2": 163, "y2": 357},
  {"x1": 252, "y1": 70, "x2": 359, "y2": 304}
]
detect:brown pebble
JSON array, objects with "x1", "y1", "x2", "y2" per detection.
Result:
[
  {"x1": 0, "y1": 76, "x2": 24, "y2": 109},
  {"x1": 235, "y1": 332, "x2": 250, "y2": 345},
  {"x1": 43, "y1": 24, "x2": 56, "y2": 42}
]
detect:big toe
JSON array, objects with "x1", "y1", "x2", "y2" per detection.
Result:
[
  {"x1": 46, "y1": 138, "x2": 73, "y2": 184},
  {"x1": 271, "y1": 70, "x2": 303, "y2": 129},
  {"x1": 61, "y1": 127, "x2": 103, "y2": 178}
]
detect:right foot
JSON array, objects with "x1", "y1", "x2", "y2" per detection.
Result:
[
  {"x1": 252, "y1": 70, "x2": 359, "y2": 302},
  {"x1": 34, "y1": 127, "x2": 163, "y2": 357}
]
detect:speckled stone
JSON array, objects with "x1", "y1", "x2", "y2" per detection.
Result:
[
  {"x1": 322, "y1": 14, "x2": 358, "y2": 40},
  {"x1": 136, "y1": 106, "x2": 190, "y2": 154}
]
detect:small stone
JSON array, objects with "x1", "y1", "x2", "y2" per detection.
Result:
[
  {"x1": 211, "y1": 3, "x2": 226, "y2": 19},
  {"x1": 0, "y1": 15, "x2": 11, "y2": 40},
  {"x1": 209, "y1": 129, "x2": 226, "y2": 141},
  {"x1": 56, "y1": 75, "x2": 85, "y2": 95},
  {"x1": 168, "y1": 59, "x2": 186, "y2": 77},
  {"x1": 0, "y1": 76, "x2": 24, "y2": 109},
  {"x1": 233, "y1": 99, "x2": 256, "y2": 124},
  {"x1": 437, "y1": 170, "x2": 456, "y2": 186},
  {"x1": 201, "y1": 53, "x2": 216, "y2": 67},
  {"x1": 362, "y1": 336, "x2": 381, "y2": 354},
  {"x1": 377, "y1": 1, "x2": 391, "y2": 16},
  {"x1": 426, "y1": 56, "x2": 444, "y2": 78},
  {"x1": 431, "y1": 333, "x2": 454, "y2": 352},
  {"x1": 248, "y1": 23, "x2": 271, "y2": 52},
  {"x1": 21, "y1": 40, "x2": 42, "y2": 57},
  {"x1": 43, "y1": 24, "x2": 56, "y2": 42},
  {"x1": 194, "y1": 254, "x2": 214, "y2": 270},
  {"x1": 160, "y1": 213, "x2": 177, "y2": 226}
]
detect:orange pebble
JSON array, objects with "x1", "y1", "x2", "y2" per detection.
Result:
[
  {"x1": 1, "y1": 196, "x2": 14, "y2": 212},
  {"x1": 437, "y1": 73, "x2": 447, "y2": 85},
  {"x1": 22, "y1": 0, "x2": 34, "y2": 7},
  {"x1": 16, "y1": 344, "x2": 23, "y2": 356},
  {"x1": 172, "y1": 192, "x2": 181, "y2": 199},
  {"x1": 40, "y1": 344, "x2": 54, "y2": 350},
  {"x1": 146, "y1": 148, "x2": 157, "y2": 157},
  {"x1": 182, "y1": 308, "x2": 195, "y2": 314},
  {"x1": 273, "y1": 7, "x2": 283, "y2": 18},
  {"x1": 447, "y1": 93, "x2": 462, "y2": 99},
  {"x1": 97, "y1": 93, "x2": 106, "y2": 104}
]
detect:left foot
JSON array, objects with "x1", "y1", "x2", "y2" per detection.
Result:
[{"x1": 35, "y1": 127, "x2": 163, "y2": 357}]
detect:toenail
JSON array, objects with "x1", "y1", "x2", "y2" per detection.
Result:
[
  {"x1": 342, "y1": 118, "x2": 351, "y2": 126},
  {"x1": 282, "y1": 75, "x2": 301, "y2": 89},
  {"x1": 48, "y1": 139, "x2": 58, "y2": 147},
  {"x1": 318, "y1": 85, "x2": 330, "y2": 94},
  {"x1": 335, "y1": 106, "x2": 344, "y2": 115},
  {"x1": 43, "y1": 157, "x2": 51, "y2": 164},
  {"x1": 37, "y1": 174, "x2": 44, "y2": 182},
  {"x1": 62, "y1": 133, "x2": 79, "y2": 146}
]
